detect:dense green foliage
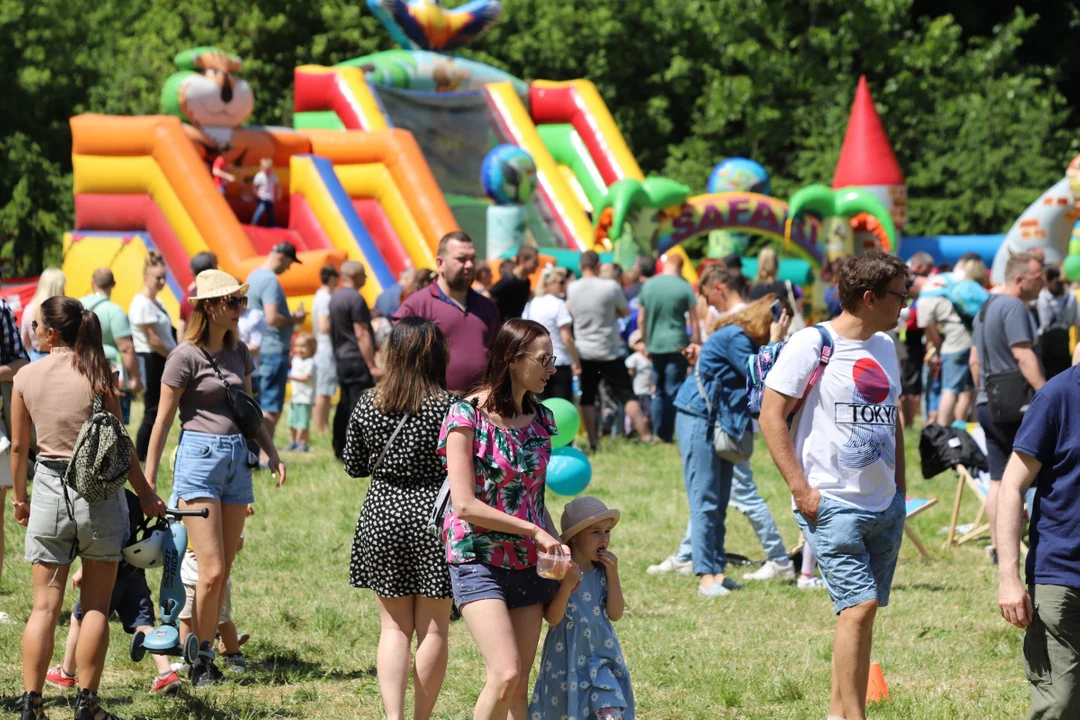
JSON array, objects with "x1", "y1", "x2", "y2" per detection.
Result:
[{"x1": 2, "y1": 0, "x2": 1077, "y2": 274}]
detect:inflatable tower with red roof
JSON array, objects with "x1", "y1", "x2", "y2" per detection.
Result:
[{"x1": 831, "y1": 75, "x2": 907, "y2": 257}]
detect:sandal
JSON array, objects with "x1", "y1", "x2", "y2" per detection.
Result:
[
  {"x1": 74, "y1": 689, "x2": 123, "y2": 720},
  {"x1": 19, "y1": 691, "x2": 48, "y2": 720}
]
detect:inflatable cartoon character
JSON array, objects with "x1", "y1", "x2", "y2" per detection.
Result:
[
  {"x1": 161, "y1": 47, "x2": 254, "y2": 150},
  {"x1": 367, "y1": 0, "x2": 502, "y2": 52}
]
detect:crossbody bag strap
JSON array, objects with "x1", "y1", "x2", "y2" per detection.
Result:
[
  {"x1": 373, "y1": 414, "x2": 410, "y2": 474},
  {"x1": 199, "y1": 347, "x2": 232, "y2": 390},
  {"x1": 790, "y1": 325, "x2": 833, "y2": 419},
  {"x1": 975, "y1": 295, "x2": 997, "y2": 379}
]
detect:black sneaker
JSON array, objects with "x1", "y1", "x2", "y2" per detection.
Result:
[
  {"x1": 189, "y1": 657, "x2": 224, "y2": 686},
  {"x1": 19, "y1": 691, "x2": 47, "y2": 720},
  {"x1": 74, "y1": 689, "x2": 122, "y2": 720}
]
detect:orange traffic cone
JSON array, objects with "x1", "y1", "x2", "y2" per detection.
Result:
[{"x1": 866, "y1": 662, "x2": 888, "y2": 703}]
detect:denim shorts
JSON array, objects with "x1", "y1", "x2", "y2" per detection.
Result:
[
  {"x1": 940, "y1": 350, "x2": 974, "y2": 393},
  {"x1": 25, "y1": 459, "x2": 128, "y2": 565},
  {"x1": 173, "y1": 431, "x2": 254, "y2": 505},
  {"x1": 794, "y1": 490, "x2": 906, "y2": 614},
  {"x1": 314, "y1": 349, "x2": 338, "y2": 396},
  {"x1": 258, "y1": 352, "x2": 290, "y2": 414},
  {"x1": 449, "y1": 562, "x2": 558, "y2": 610}
]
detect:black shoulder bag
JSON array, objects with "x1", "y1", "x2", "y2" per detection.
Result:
[
  {"x1": 977, "y1": 296, "x2": 1034, "y2": 425},
  {"x1": 200, "y1": 348, "x2": 264, "y2": 440}
]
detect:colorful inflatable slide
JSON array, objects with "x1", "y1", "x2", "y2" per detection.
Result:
[{"x1": 293, "y1": 51, "x2": 648, "y2": 255}]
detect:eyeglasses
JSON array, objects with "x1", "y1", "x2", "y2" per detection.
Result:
[
  {"x1": 215, "y1": 296, "x2": 249, "y2": 310},
  {"x1": 884, "y1": 290, "x2": 910, "y2": 305},
  {"x1": 532, "y1": 353, "x2": 557, "y2": 368}
]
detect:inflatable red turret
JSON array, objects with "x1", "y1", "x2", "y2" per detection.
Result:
[{"x1": 832, "y1": 76, "x2": 907, "y2": 231}]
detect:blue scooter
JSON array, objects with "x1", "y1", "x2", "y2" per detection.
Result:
[{"x1": 128, "y1": 507, "x2": 209, "y2": 665}]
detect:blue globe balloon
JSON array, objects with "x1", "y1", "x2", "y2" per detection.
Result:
[
  {"x1": 481, "y1": 144, "x2": 537, "y2": 205},
  {"x1": 707, "y1": 158, "x2": 771, "y2": 196},
  {"x1": 546, "y1": 446, "x2": 592, "y2": 496}
]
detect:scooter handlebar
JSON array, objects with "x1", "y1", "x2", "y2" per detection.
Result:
[{"x1": 165, "y1": 508, "x2": 210, "y2": 519}]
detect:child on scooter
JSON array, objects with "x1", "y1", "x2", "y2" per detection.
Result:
[{"x1": 46, "y1": 491, "x2": 182, "y2": 695}]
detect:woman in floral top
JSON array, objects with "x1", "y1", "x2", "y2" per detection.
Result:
[{"x1": 439, "y1": 318, "x2": 570, "y2": 720}]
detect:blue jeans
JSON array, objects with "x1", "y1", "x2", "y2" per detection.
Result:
[
  {"x1": 258, "y1": 352, "x2": 290, "y2": 414},
  {"x1": 251, "y1": 199, "x2": 276, "y2": 227},
  {"x1": 675, "y1": 460, "x2": 788, "y2": 563},
  {"x1": 651, "y1": 352, "x2": 688, "y2": 442},
  {"x1": 173, "y1": 431, "x2": 254, "y2": 505},
  {"x1": 676, "y1": 411, "x2": 732, "y2": 575},
  {"x1": 794, "y1": 491, "x2": 906, "y2": 614}
]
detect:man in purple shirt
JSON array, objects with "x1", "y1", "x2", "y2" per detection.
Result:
[{"x1": 394, "y1": 231, "x2": 500, "y2": 392}]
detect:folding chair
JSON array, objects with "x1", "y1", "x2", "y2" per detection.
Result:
[
  {"x1": 904, "y1": 497, "x2": 937, "y2": 559},
  {"x1": 942, "y1": 465, "x2": 991, "y2": 548}
]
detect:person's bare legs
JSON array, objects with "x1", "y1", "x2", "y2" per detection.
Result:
[
  {"x1": 582, "y1": 406, "x2": 599, "y2": 449},
  {"x1": 376, "y1": 595, "x2": 415, "y2": 720},
  {"x1": 218, "y1": 620, "x2": 241, "y2": 655},
  {"x1": 506, "y1": 604, "x2": 545, "y2": 720},
  {"x1": 314, "y1": 394, "x2": 332, "y2": 434},
  {"x1": 936, "y1": 390, "x2": 957, "y2": 426},
  {"x1": 218, "y1": 503, "x2": 248, "y2": 611},
  {"x1": 62, "y1": 614, "x2": 81, "y2": 676},
  {"x1": 828, "y1": 647, "x2": 844, "y2": 718},
  {"x1": 623, "y1": 399, "x2": 652, "y2": 442},
  {"x1": 832, "y1": 599, "x2": 878, "y2": 720},
  {"x1": 0, "y1": 487, "x2": 6, "y2": 593},
  {"x1": 413, "y1": 597, "x2": 452, "y2": 720},
  {"x1": 181, "y1": 498, "x2": 226, "y2": 646},
  {"x1": 900, "y1": 394, "x2": 920, "y2": 429},
  {"x1": 23, "y1": 563, "x2": 70, "y2": 692},
  {"x1": 987, "y1": 480, "x2": 1000, "y2": 551},
  {"x1": 954, "y1": 390, "x2": 972, "y2": 424},
  {"x1": 460, "y1": 599, "x2": 522, "y2": 720},
  {"x1": 178, "y1": 618, "x2": 193, "y2": 644},
  {"x1": 74, "y1": 559, "x2": 119, "y2": 692}
]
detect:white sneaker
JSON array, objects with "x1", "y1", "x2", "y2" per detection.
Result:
[
  {"x1": 743, "y1": 559, "x2": 796, "y2": 582},
  {"x1": 170, "y1": 661, "x2": 191, "y2": 675},
  {"x1": 646, "y1": 555, "x2": 693, "y2": 575},
  {"x1": 797, "y1": 575, "x2": 827, "y2": 590}
]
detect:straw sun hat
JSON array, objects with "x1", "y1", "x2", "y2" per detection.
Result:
[
  {"x1": 188, "y1": 269, "x2": 249, "y2": 304},
  {"x1": 560, "y1": 497, "x2": 621, "y2": 543}
]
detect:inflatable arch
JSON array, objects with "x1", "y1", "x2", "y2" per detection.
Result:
[{"x1": 657, "y1": 192, "x2": 825, "y2": 267}]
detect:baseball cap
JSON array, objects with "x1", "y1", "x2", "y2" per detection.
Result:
[{"x1": 272, "y1": 242, "x2": 301, "y2": 264}]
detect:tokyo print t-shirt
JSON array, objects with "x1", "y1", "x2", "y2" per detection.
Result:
[{"x1": 764, "y1": 323, "x2": 900, "y2": 512}]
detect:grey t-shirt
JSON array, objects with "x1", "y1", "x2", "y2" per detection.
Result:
[
  {"x1": 917, "y1": 296, "x2": 972, "y2": 355},
  {"x1": 566, "y1": 277, "x2": 627, "y2": 361},
  {"x1": 161, "y1": 342, "x2": 256, "y2": 435},
  {"x1": 972, "y1": 294, "x2": 1037, "y2": 406},
  {"x1": 246, "y1": 268, "x2": 290, "y2": 356}
]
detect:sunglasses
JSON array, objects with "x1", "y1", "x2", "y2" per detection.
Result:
[
  {"x1": 532, "y1": 353, "x2": 557, "y2": 368},
  {"x1": 214, "y1": 296, "x2": 249, "y2": 310}
]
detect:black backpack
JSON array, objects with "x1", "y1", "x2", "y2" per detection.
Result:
[{"x1": 918, "y1": 424, "x2": 988, "y2": 479}]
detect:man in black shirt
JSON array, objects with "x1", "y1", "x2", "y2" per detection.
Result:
[
  {"x1": 489, "y1": 246, "x2": 539, "y2": 321},
  {"x1": 329, "y1": 261, "x2": 380, "y2": 458}
]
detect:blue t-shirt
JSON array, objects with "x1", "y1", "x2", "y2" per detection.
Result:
[
  {"x1": 1012, "y1": 364, "x2": 1080, "y2": 589},
  {"x1": 374, "y1": 283, "x2": 403, "y2": 318},
  {"x1": 246, "y1": 268, "x2": 290, "y2": 356}
]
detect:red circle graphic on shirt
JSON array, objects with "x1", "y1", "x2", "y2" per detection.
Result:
[{"x1": 852, "y1": 358, "x2": 890, "y2": 404}]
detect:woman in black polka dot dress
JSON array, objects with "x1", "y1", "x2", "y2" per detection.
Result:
[{"x1": 342, "y1": 317, "x2": 457, "y2": 719}]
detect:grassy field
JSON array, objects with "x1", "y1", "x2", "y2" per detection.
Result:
[{"x1": 0, "y1": 406, "x2": 1030, "y2": 719}]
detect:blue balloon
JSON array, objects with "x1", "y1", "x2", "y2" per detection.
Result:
[
  {"x1": 546, "y1": 446, "x2": 592, "y2": 496},
  {"x1": 707, "y1": 158, "x2": 771, "y2": 196},
  {"x1": 481, "y1": 144, "x2": 537, "y2": 205}
]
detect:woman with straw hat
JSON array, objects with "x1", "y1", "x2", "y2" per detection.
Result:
[{"x1": 143, "y1": 269, "x2": 286, "y2": 686}]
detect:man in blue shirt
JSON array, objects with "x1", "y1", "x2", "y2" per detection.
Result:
[
  {"x1": 998, "y1": 363, "x2": 1080, "y2": 719},
  {"x1": 246, "y1": 242, "x2": 306, "y2": 444}
]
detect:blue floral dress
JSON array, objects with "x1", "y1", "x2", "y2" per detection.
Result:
[{"x1": 529, "y1": 569, "x2": 635, "y2": 720}]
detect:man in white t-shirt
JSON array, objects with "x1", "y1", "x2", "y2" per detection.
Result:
[{"x1": 760, "y1": 252, "x2": 909, "y2": 720}]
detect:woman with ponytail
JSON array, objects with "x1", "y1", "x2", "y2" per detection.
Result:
[{"x1": 12, "y1": 296, "x2": 165, "y2": 720}]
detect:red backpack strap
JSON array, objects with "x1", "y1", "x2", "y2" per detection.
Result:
[{"x1": 789, "y1": 325, "x2": 833, "y2": 419}]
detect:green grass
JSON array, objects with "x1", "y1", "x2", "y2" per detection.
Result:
[{"x1": 0, "y1": 405, "x2": 1030, "y2": 718}]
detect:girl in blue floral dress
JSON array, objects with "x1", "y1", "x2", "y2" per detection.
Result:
[{"x1": 530, "y1": 497, "x2": 634, "y2": 720}]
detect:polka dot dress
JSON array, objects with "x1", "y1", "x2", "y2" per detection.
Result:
[{"x1": 343, "y1": 390, "x2": 458, "y2": 599}]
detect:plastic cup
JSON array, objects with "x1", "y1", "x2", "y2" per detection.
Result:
[{"x1": 536, "y1": 551, "x2": 571, "y2": 580}]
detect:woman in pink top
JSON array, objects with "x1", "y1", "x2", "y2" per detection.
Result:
[{"x1": 438, "y1": 318, "x2": 568, "y2": 720}]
